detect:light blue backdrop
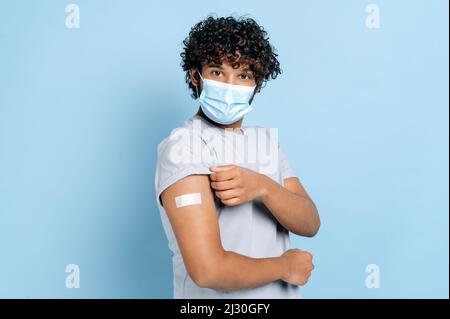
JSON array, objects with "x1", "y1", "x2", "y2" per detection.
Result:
[{"x1": 0, "y1": 0, "x2": 448, "y2": 298}]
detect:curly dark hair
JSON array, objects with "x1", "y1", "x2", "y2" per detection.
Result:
[{"x1": 181, "y1": 15, "x2": 282, "y2": 99}]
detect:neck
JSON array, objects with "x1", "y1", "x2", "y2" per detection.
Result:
[{"x1": 196, "y1": 107, "x2": 244, "y2": 132}]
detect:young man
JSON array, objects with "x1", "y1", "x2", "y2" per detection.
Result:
[{"x1": 155, "y1": 16, "x2": 320, "y2": 298}]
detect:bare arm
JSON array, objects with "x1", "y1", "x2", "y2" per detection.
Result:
[
  {"x1": 210, "y1": 165, "x2": 320, "y2": 237},
  {"x1": 160, "y1": 174, "x2": 313, "y2": 291},
  {"x1": 259, "y1": 176, "x2": 321, "y2": 237}
]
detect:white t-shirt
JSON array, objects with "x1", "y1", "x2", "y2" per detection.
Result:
[{"x1": 154, "y1": 114, "x2": 300, "y2": 298}]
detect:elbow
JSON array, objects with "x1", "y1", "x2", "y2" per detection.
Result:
[
  {"x1": 303, "y1": 201, "x2": 321, "y2": 237},
  {"x1": 190, "y1": 267, "x2": 217, "y2": 289},
  {"x1": 292, "y1": 210, "x2": 321, "y2": 237},
  {"x1": 293, "y1": 223, "x2": 320, "y2": 237},
  {"x1": 187, "y1": 255, "x2": 224, "y2": 289},
  {"x1": 304, "y1": 220, "x2": 320, "y2": 237},
  {"x1": 305, "y1": 212, "x2": 321, "y2": 237}
]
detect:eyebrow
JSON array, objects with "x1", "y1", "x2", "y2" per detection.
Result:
[
  {"x1": 206, "y1": 62, "x2": 223, "y2": 68},
  {"x1": 206, "y1": 63, "x2": 253, "y2": 72}
]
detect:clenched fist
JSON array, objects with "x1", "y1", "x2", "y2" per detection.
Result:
[{"x1": 281, "y1": 249, "x2": 314, "y2": 286}]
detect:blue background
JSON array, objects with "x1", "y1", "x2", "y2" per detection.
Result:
[{"x1": 0, "y1": 0, "x2": 448, "y2": 298}]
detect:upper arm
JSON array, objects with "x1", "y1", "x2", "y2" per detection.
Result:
[
  {"x1": 276, "y1": 141, "x2": 310, "y2": 199},
  {"x1": 160, "y1": 174, "x2": 224, "y2": 285}
]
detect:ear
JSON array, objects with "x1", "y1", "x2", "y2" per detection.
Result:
[{"x1": 189, "y1": 68, "x2": 200, "y2": 87}]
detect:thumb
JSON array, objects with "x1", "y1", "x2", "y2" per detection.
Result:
[{"x1": 209, "y1": 164, "x2": 235, "y2": 172}]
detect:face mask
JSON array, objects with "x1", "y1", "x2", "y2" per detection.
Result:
[{"x1": 196, "y1": 69, "x2": 256, "y2": 125}]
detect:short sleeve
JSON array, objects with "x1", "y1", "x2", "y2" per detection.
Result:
[
  {"x1": 278, "y1": 143, "x2": 297, "y2": 182},
  {"x1": 155, "y1": 130, "x2": 213, "y2": 206}
]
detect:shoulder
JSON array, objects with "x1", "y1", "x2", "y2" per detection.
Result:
[
  {"x1": 155, "y1": 118, "x2": 212, "y2": 200},
  {"x1": 157, "y1": 118, "x2": 204, "y2": 163}
]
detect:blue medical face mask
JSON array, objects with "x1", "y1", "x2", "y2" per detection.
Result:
[{"x1": 196, "y1": 69, "x2": 256, "y2": 125}]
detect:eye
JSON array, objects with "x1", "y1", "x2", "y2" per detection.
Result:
[
  {"x1": 239, "y1": 73, "x2": 253, "y2": 80},
  {"x1": 211, "y1": 70, "x2": 222, "y2": 77}
]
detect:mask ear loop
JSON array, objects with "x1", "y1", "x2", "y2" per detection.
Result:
[
  {"x1": 195, "y1": 68, "x2": 203, "y2": 99},
  {"x1": 249, "y1": 84, "x2": 258, "y2": 105}
]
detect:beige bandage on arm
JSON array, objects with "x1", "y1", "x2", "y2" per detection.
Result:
[{"x1": 175, "y1": 192, "x2": 202, "y2": 208}]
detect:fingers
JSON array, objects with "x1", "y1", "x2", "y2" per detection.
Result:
[
  {"x1": 210, "y1": 179, "x2": 238, "y2": 191},
  {"x1": 209, "y1": 165, "x2": 235, "y2": 172},
  {"x1": 304, "y1": 252, "x2": 314, "y2": 271},
  {"x1": 221, "y1": 197, "x2": 241, "y2": 206},
  {"x1": 209, "y1": 166, "x2": 243, "y2": 205},
  {"x1": 210, "y1": 166, "x2": 239, "y2": 182},
  {"x1": 215, "y1": 188, "x2": 243, "y2": 201},
  {"x1": 214, "y1": 186, "x2": 243, "y2": 206}
]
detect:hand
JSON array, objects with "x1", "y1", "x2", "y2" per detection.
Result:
[
  {"x1": 281, "y1": 249, "x2": 314, "y2": 286},
  {"x1": 209, "y1": 164, "x2": 267, "y2": 206}
]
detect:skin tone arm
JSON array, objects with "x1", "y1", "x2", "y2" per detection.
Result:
[
  {"x1": 160, "y1": 174, "x2": 314, "y2": 291},
  {"x1": 210, "y1": 165, "x2": 321, "y2": 237}
]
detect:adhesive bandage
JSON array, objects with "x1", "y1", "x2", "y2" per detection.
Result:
[{"x1": 175, "y1": 193, "x2": 202, "y2": 208}]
